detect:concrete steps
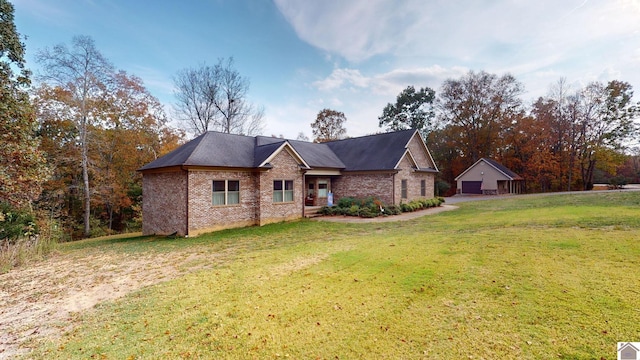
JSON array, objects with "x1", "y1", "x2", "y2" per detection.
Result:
[{"x1": 304, "y1": 206, "x2": 323, "y2": 218}]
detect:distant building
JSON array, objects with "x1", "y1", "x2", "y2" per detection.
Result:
[{"x1": 455, "y1": 158, "x2": 524, "y2": 195}]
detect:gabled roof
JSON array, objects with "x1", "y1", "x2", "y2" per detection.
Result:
[
  {"x1": 325, "y1": 129, "x2": 417, "y2": 171},
  {"x1": 256, "y1": 136, "x2": 345, "y2": 169},
  {"x1": 455, "y1": 158, "x2": 524, "y2": 181},
  {"x1": 139, "y1": 129, "x2": 437, "y2": 173}
]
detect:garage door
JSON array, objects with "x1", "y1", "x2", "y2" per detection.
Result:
[{"x1": 461, "y1": 181, "x2": 482, "y2": 194}]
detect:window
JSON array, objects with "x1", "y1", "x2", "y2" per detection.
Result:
[
  {"x1": 285, "y1": 180, "x2": 294, "y2": 202},
  {"x1": 401, "y1": 179, "x2": 408, "y2": 199},
  {"x1": 273, "y1": 180, "x2": 294, "y2": 203},
  {"x1": 421, "y1": 179, "x2": 426, "y2": 197},
  {"x1": 212, "y1": 180, "x2": 240, "y2": 206},
  {"x1": 318, "y1": 180, "x2": 328, "y2": 197},
  {"x1": 308, "y1": 182, "x2": 315, "y2": 196}
]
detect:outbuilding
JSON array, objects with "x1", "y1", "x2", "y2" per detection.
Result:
[{"x1": 455, "y1": 158, "x2": 524, "y2": 195}]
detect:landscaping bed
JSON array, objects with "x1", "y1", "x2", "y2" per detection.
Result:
[{"x1": 318, "y1": 196, "x2": 445, "y2": 218}]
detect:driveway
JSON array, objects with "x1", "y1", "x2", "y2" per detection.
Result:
[
  {"x1": 444, "y1": 186, "x2": 640, "y2": 204},
  {"x1": 313, "y1": 187, "x2": 640, "y2": 224}
]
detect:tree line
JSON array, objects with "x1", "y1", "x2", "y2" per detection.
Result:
[
  {"x1": 430, "y1": 72, "x2": 638, "y2": 194},
  {"x1": 1, "y1": 0, "x2": 272, "y2": 254},
  {"x1": 319, "y1": 72, "x2": 639, "y2": 195}
]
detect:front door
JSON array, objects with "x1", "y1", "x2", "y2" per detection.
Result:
[
  {"x1": 305, "y1": 177, "x2": 331, "y2": 206},
  {"x1": 306, "y1": 182, "x2": 315, "y2": 205}
]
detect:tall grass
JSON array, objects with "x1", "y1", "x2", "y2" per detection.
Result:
[
  {"x1": 0, "y1": 215, "x2": 62, "y2": 273},
  {"x1": 24, "y1": 191, "x2": 640, "y2": 359}
]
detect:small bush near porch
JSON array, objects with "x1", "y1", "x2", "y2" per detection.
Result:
[{"x1": 318, "y1": 196, "x2": 444, "y2": 218}]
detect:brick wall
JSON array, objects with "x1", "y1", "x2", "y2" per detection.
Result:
[
  {"x1": 142, "y1": 171, "x2": 188, "y2": 236},
  {"x1": 187, "y1": 169, "x2": 259, "y2": 236},
  {"x1": 332, "y1": 173, "x2": 395, "y2": 205},
  {"x1": 142, "y1": 148, "x2": 306, "y2": 237},
  {"x1": 257, "y1": 149, "x2": 304, "y2": 225},
  {"x1": 407, "y1": 133, "x2": 435, "y2": 168},
  {"x1": 395, "y1": 156, "x2": 435, "y2": 203}
]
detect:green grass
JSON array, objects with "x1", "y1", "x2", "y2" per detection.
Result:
[{"x1": 28, "y1": 192, "x2": 640, "y2": 359}]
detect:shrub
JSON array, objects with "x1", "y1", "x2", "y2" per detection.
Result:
[
  {"x1": 609, "y1": 176, "x2": 628, "y2": 189},
  {"x1": 435, "y1": 180, "x2": 451, "y2": 196},
  {"x1": 384, "y1": 205, "x2": 401, "y2": 215},
  {"x1": 318, "y1": 195, "x2": 445, "y2": 218},
  {"x1": 400, "y1": 203, "x2": 413, "y2": 212},
  {"x1": 347, "y1": 205, "x2": 361, "y2": 216},
  {"x1": 0, "y1": 202, "x2": 38, "y2": 245},
  {"x1": 1, "y1": 205, "x2": 60, "y2": 273},
  {"x1": 337, "y1": 197, "x2": 357, "y2": 208},
  {"x1": 358, "y1": 208, "x2": 377, "y2": 218}
]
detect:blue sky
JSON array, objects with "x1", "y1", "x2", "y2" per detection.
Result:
[{"x1": 13, "y1": 0, "x2": 640, "y2": 139}]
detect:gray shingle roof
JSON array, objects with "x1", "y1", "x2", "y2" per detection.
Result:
[
  {"x1": 325, "y1": 129, "x2": 416, "y2": 171},
  {"x1": 482, "y1": 158, "x2": 523, "y2": 180},
  {"x1": 254, "y1": 136, "x2": 345, "y2": 168},
  {"x1": 138, "y1": 129, "x2": 433, "y2": 173},
  {"x1": 253, "y1": 141, "x2": 286, "y2": 167},
  {"x1": 138, "y1": 132, "x2": 257, "y2": 170}
]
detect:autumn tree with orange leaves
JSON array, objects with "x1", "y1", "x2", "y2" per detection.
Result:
[
  {"x1": 34, "y1": 36, "x2": 183, "y2": 238},
  {"x1": 427, "y1": 71, "x2": 638, "y2": 194}
]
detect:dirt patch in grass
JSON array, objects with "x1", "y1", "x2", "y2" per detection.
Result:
[
  {"x1": 0, "y1": 246, "x2": 224, "y2": 359},
  {"x1": 268, "y1": 253, "x2": 330, "y2": 277}
]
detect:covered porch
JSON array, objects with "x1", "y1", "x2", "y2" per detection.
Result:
[
  {"x1": 497, "y1": 179, "x2": 524, "y2": 194},
  {"x1": 304, "y1": 169, "x2": 340, "y2": 207}
]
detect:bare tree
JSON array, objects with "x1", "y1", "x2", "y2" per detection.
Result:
[
  {"x1": 296, "y1": 132, "x2": 310, "y2": 141},
  {"x1": 36, "y1": 35, "x2": 114, "y2": 237},
  {"x1": 311, "y1": 108, "x2": 347, "y2": 143},
  {"x1": 173, "y1": 57, "x2": 264, "y2": 136}
]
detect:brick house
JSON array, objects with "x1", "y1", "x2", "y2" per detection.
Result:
[{"x1": 138, "y1": 129, "x2": 438, "y2": 236}]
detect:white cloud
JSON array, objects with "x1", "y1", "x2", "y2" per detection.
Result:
[
  {"x1": 312, "y1": 68, "x2": 370, "y2": 91},
  {"x1": 274, "y1": 0, "x2": 425, "y2": 62},
  {"x1": 276, "y1": 0, "x2": 640, "y2": 101},
  {"x1": 312, "y1": 65, "x2": 467, "y2": 96}
]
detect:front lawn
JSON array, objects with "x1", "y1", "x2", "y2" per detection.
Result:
[{"x1": 27, "y1": 191, "x2": 640, "y2": 359}]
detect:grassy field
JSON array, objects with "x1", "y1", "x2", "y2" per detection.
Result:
[{"x1": 27, "y1": 192, "x2": 640, "y2": 359}]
